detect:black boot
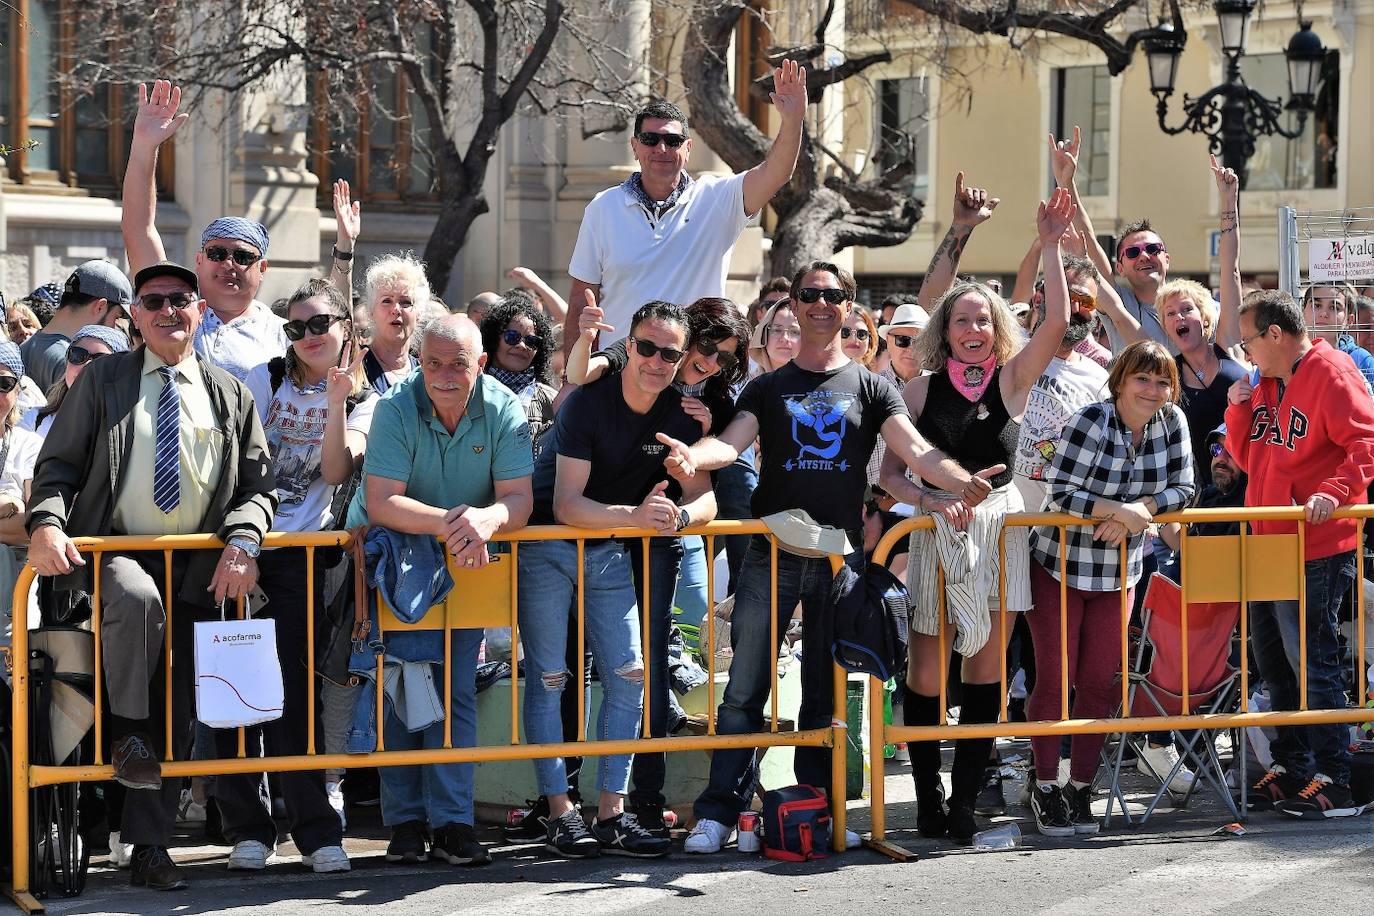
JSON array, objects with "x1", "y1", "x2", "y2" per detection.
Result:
[
  {"x1": 949, "y1": 682, "x2": 1003, "y2": 844},
  {"x1": 903, "y1": 687, "x2": 947, "y2": 838}
]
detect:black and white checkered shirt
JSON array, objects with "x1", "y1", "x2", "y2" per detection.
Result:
[{"x1": 1030, "y1": 400, "x2": 1194, "y2": 592}]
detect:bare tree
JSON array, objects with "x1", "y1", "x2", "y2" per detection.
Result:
[{"x1": 61, "y1": 0, "x2": 645, "y2": 294}]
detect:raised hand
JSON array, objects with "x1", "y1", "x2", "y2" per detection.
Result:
[
  {"x1": 1210, "y1": 153, "x2": 1240, "y2": 210},
  {"x1": 951, "y1": 172, "x2": 999, "y2": 228},
  {"x1": 1061, "y1": 221, "x2": 1089, "y2": 259},
  {"x1": 769, "y1": 58, "x2": 808, "y2": 124},
  {"x1": 327, "y1": 350, "x2": 360, "y2": 409},
  {"x1": 1036, "y1": 187, "x2": 1078, "y2": 244},
  {"x1": 507, "y1": 267, "x2": 539, "y2": 289},
  {"x1": 132, "y1": 80, "x2": 189, "y2": 151},
  {"x1": 577, "y1": 292, "x2": 614, "y2": 343},
  {"x1": 333, "y1": 179, "x2": 361, "y2": 248},
  {"x1": 1049, "y1": 127, "x2": 1080, "y2": 189}
]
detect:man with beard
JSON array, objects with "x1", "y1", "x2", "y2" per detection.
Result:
[{"x1": 1160, "y1": 424, "x2": 1247, "y2": 551}]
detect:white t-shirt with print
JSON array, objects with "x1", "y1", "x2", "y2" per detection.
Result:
[
  {"x1": 195, "y1": 300, "x2": 291, "y2": 382},
  {"x1": 244, "y1": 364, "x2": 377, "y2": 533},
  {"x1": 569, "y1": 171, "x2": 758, "y2": 342},
  {"x1": 1013, "y1": 353, "x2": 1110, "y2": 510}
]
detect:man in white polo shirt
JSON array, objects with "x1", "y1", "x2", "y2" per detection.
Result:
[{"x1": 562, "y1": 60, "x2": 807, "y2": 357}]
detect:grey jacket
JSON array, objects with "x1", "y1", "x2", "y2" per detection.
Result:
[{"x1": 27, "y1": 346, "x2": 277, "y2": 604}]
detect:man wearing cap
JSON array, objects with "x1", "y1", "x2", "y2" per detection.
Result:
[
  {"x1": 867, "y1": 301, "x2": 929, "y2": 487},
  {"x1": 122, "y1": 80, "x2": 289, "y2": 381},
  {"x1": 28, "y1": 260, "x2": 276, "y2": 891},
  {"x1": 19, "y1": 260, "x2": 132, "y2": 394}
]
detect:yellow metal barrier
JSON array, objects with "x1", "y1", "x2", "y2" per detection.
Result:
[{"x1": 5, "y1": 522, "x2": 852, "y2": 913}]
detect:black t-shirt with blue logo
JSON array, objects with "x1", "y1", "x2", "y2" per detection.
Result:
[
  {"x1": 530, "y1": 374, "x2": 703, "y2": 525},
  {"x1": 737, "y1": 360, "x2": 907, "y2": 533}
]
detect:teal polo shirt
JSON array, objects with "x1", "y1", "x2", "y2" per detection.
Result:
[{"x1": 345, "y1": 371, "x2": 534, "y2": 528}]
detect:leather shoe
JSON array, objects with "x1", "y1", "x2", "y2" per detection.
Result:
[
  {"x1": 112, "y1": 734, "x2": 162, "y2": 790},
  {"x1": 130, "y1": 845, "x2": 186, "y2": 891}
]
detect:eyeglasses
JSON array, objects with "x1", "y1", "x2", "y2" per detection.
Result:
[
  {"x1": 1068, "y1": 291, "x2": 1097, "y2": 312},
  {"x1": 886, "y1": 332, "x2": 917, "y2": 349},
  {"x1": 766, "y1": 326, "x2": 800, "y2": 342},
  {"x1": 796, "y1": 287, "x2": 850, "y2": 305},
  {"x1": 284, "y1": 313, "x2": 346, "y2": 341},
  {"x1": 1239, "y1": 325, "x2": 1272, "y2": 354},
  {"x1": 693, "y1": 338, "x2": 738, "y2": 372},
  {"x1": 67, "y1": 345, "x2": 108, "y2": 367},
  {"x1": 635, "y1": 130, "x2": 687, "y2": 149},
  {"x1": 1121, "y1": 242, "x2": 1167, "y2": 261},
  {"x1": 204, "y1": 245, "x2": 262, "y2": 267},
  {"x1": 1209, "y1": 442, "x2": 1227, "y2": 458},
  {"x1": 501, "y1": 329, "x2": 542, "y2": 350},
  {"x1": 629, "y1": 336, "x2": 685, "y2": 364},
  {"x1": 840, "y1": 327, "x2": 870, "y2": 342},
  {"x1": 0, "y1": 375, "x2": 19, "y2": 394},
  {"x1": 138, "y1": 292, "x2": 197, "y2": 312}
]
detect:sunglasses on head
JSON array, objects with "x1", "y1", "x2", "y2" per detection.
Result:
[
  {"x1": 283, "y1": 313, "x2": 346, "y2": 341},
  {"x1": 886, "y1": 332, "x2": 917, "y2": 349},
  {"x1": 0, "y1": 375, "x2": 19, "y2": 394},
  {"x1": 1121, "y1": 242, "x2": 1166, "y2": 261},
  {"x1": 630, "y1": 336, "x2": 685, "y2": 364},
  {"x1": 635, "y1": 130, "x2": 687, "y2": 149},
  {"x1": 501, "y1": 329, "x2": 542, "y2": 350},
  {"x1": 692, "y1": 338, "x2": 738, "y2": 372},
  {"x1": 796, "y1": 287, "x2": 849, "y2": 305},
  {"x1": 840, "y1": 326, "x2": 870, "y2": 342},
  {"x1": 1069, "y1": 291, "x2": 1097, "y2": 311},
  {"x1": 67, "y1": 345, "x2": 108, "y2": 367},
  {"x1": 138, "y1": 292, "x2": 197, "y2": 312},
  {"x1": 204, "y1": 245, "x2": 262, "y2": 267}
]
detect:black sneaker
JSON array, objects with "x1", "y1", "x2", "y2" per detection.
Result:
[
  {"x1": 591, "y1": 812, "x2": 671, "y2": 858},
  {"x1": 630, "y1": 802, "x2": 669, "y2": 837},
  {"x1": 130, "y1": 845, "x2": 186, "y2": 891},
  {"x1": 545, "y1": 808, "x2": 600, "y2": 859},
  {"x1": 946, "y1": 800, "x2": 978, "y2": 845},
  {"x1": 432, "y1": 823, "x2": 492, "y2": 865},
  {"x1": 975, "y1": 766, "x2": 1006, "y2": 816},
  {"x1": 916, "y1": 782, "x2": 949, "y2": 838},
  {"x1": 386, "y1": 821, "x2": 430, "y2": 863},
  {"x1": 1276, "y1": 775, "x2": 1367, "y2": 819},
  {"x1": 504, "y1": 796, "x2": 552, "y2": 841},
  {"x1": 1030, "y1": 783, "x2": 1074, "y2": 837},
  {"x1": 1064, "y1": 784, "x2": 1100, "y2": 835},
  {"x1": 1240, "y1": 764, "x2": 1304, "y2": 812}
]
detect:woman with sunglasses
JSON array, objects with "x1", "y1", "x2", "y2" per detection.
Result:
[
  {"x1": 479, "y1": 296, "x2": 558, "y2": 457},
  {"x1": 0, "y1": 342, "x2": 43, "y2": 620},
  {"x1": 231, "y1": 278, "x2": 374, "y2": 874},
  {"x1": 25, "y1": 325, "x2": 130, "y2": 439},
  {"x1": 841, "y1": 307, "x2": 879, "y2": 367},
  {"x1": 880, "y1": 188, "x2": 1078, "y2": 845}
]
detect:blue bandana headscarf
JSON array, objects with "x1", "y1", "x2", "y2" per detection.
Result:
[
  {"x1": 72, "y1": 324, "x2": 131, "y2": 354},
  {"x1": 0, "y1": 342, "x2": 24, "y2": 380},
  {"x1": 200, "y1": 216, "x2": 270, "y2": 256}
]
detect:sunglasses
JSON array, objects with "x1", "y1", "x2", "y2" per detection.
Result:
[
  {"x1": 67, "y1": 345, "x2": 108, "y2": 367},
  {"x1": 1121, "y1": 242, "x2": 1166, "y2": 261},
  {"x1": 841, "y1": 326, "x2": 870, "y2": 342},
  {"x1": 1069, "y1": 291, "x2": 1097, "y2": 311},
  {"x1": 204, "y1": 245, "x2": 262, "y2": 267},
  {"x1": 0, "y1": 375, "x2": 19, "y2": 394},
  {"x1": 1209, "y1": 441, "x2": 1227, "y2": 458},
  {"x1": 138, "y1": 292, "x2": 198, "y2": 312},
  {"x1": 886, "y1": 332, "x2": 917, "y2": 349},
  {"x1": 796, "y1": 287, "x2": 850, "y2": 305},
  {"x1": 501, "y1": 329, "x2": 542, "y2": 350},
  {"x1": 629, "y1": 336, "x2": 685, "y2": 364},
  {"x1": 284, "y1": 313, "x2": 346, "y2": 341},
  {"x1": 635, "y1": 130, "x2": 687, "y2": 149},
  {"x1": 693, "y1": 338, "x2": 738, "y2": 372}
]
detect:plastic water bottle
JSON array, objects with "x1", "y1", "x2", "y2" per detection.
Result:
[{"x1": 972, "y1": 823, "x2": 1023, "y2": 850}]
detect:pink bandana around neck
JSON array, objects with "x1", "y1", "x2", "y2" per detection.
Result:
[{"x1": 947, "y1": 354, "x2": 997, "y2": 403}]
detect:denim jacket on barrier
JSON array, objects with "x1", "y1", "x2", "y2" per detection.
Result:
[{"x1": 345, "y1": 527, "x2": 455, "y2": 752}]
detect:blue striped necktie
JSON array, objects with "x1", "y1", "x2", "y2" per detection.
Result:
[{"x1": 153, "y1": 365, "x2": 181, "y2": 514}]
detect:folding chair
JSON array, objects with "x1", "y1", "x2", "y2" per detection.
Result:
[{"x1": 1103, "y1": 574, "x2": 1241, "y2": 826}]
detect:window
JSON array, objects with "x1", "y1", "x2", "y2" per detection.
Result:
[
  {"x1": 1051, "y1": 66, "x2": 1111, "y2": 197},
  {"x1": 875, "y1": 77, "x2": 930, "y2": 199},
  {"x1": 1241, "y1": 51, "x2": 1339, "y2": 191},
  {"x1": 0, "y1": 0, "x2": 172, "y2": 196}
]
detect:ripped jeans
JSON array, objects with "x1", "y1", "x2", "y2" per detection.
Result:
[{"x1": 517, "y1": 539, "x2": 644, "y2": 797}]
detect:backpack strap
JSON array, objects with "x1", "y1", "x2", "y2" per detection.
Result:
[
  {"x1": 347, "y1": 525, "x2": 370, "y2": 642},
  {"x1": 268, "y1": 356, "x2": 287, "y2": 395}
]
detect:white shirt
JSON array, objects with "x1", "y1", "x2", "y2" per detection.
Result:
[
  {"x1": 194, "y1": 299, "x2": 290, "y2": 382},
  {"x1": 0, "y1": 426, "x2": 41, "y2": 498},
  {"x1": 1013, "y1": 353, "x2": 1110, "y2": 510},
  {"x1": 568, "y1": 171, "x2": 758, "y2": 341},
  {"x1": 244, "y1": 364, "x2": 377, "y2": 533}
]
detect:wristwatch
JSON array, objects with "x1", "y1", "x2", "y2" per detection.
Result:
[
  {"x1": 676, "y1": 508, "x2": 691, "y2": 532},
  {"x1": 226, "y1": 536, "x2": 261, "y2": 558}
]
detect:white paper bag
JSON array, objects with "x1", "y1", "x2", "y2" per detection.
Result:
[{"x1": 194, "y1": 606, "x2": 284, "y2": 728}]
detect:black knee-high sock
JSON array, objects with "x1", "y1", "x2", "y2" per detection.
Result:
[
  {"x1": 902, "y1": 687, "x2": 944, "y2": 799},
  {"x1": 951, "y1": 682, "x2": 1002, "y2": 805}
]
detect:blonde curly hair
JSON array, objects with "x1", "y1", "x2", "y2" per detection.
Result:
[{"x1": 915, "y1": 281, "x2": 1023, "y2": 373}]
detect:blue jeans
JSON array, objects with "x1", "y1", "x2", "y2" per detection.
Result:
[
  {"x1": 693, "y1": 535, "x2": 861, "y2": 825},
  {"x1": 714, "y1": 455, "x2": 758, "y2": 592},
  {"x1": 625, "y1": 536, "x2": 685, "y2": 810},
  {"x1": 673, "y1": 535, "x2": 709, "y2": 630},
  {"x1": 378, "y1": 628, "x2": 483, "y2": 828},
  {"x1": 518, "y1": 539, "x2": 644, "y2": 797},
  {"x1": 1250, "y1": 550, "x2": 1355, "y2": 785}
]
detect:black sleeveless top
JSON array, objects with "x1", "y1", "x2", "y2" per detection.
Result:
[{"x1": 915, "y1": 367, "x2": 1017, "y2": 489}]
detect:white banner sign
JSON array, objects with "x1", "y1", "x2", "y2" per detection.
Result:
[{"x1": 1308, "y1": 234, "x2": 1374, "y2": 283}]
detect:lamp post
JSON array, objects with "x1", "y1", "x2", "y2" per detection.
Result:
[{"x1": 1144, "y1": 0, "x2": 1328, "y2": 189}]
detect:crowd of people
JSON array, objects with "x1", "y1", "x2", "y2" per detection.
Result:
[{"x1": 3, "y1": 65, "x2": 1374, "y2": 894}]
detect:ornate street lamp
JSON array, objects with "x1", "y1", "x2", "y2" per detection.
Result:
[{"x1": 1144, "y1": 2, "x2": 1329, "y2": 189}]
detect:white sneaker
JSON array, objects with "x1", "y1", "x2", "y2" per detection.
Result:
[
  {"x1": 176, "y1": 788, "x2": 206, "y2": 825},
  {"x1": 684, "y1": 818, "x2": 733, "y2": 854},
  {"x1": 302, "y1": 844, "x2": 351, "y2": 873},
  {"x1": 227, "y1": 839, "x2": 274, "y2": 870},
  {"x1": 108, "y1": 831, "x2": 133, "y2": 869},
  {"x1": 1137, "y1": 742, "x2": 1196, "y2": 794},
  {"x1": 326, "y1": 780, "x2": 347, "y2": 830}
]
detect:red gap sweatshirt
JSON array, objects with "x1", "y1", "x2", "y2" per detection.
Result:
[{"x1": 1225, "y1": 338, "x2": 1374, "y2": 560}]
